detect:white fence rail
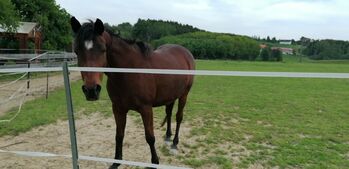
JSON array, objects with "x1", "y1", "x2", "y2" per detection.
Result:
[
  {"x1": 1, "y1": 65, "x2": 349, "y2": 169},
  {"x1": 1, "y1": 67, "x2": 349, "y2": 79}
]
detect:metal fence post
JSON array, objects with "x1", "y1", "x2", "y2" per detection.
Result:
[
  {"x1": 46, "y1": 57, "x2": 49, "y2": 99},
  {"x1": 63, "y1": 62, "x2": 79, "y2": 169},
  {"x1": 27, "y1": 61, "x2": 30, "y2": 90},
  {"x1": 46, "y1": 71, "x2": 49, "y2": 99}
]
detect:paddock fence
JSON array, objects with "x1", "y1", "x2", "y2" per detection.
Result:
[
  {"x1": 0, "y1": 49, "x2": 76, "y2": 100},
  {"x1": 0, "y1": 63, "x2": 349, "y2": 169}
]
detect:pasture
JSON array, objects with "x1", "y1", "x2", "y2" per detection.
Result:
[{"x1": 1, "y1": 56, "x2": 349, "y2": 168}]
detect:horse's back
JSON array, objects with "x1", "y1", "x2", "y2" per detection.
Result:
[{"x1": 151, "y1": 44, "x2": 195, "y2": 70}]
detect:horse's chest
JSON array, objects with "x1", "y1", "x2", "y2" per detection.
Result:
[{"x1": 107, "y1": 75, "x2": 186, "y2": 107}]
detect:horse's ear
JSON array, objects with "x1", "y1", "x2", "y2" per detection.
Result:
[
  {"x1": 94, "y1": 18, "x2": 104, "y2": 35},
  {"x1": 70, "y1": 17, "x2": 81, "y2": 33}
]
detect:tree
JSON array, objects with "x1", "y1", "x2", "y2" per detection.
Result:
[
  {"x1": 11, "y1": 0, "x2": 72, "y2": 50},
  {"x1": 260, "y1": 48, "x2": 270, "y2": 61},
  {"x1": 271, "y1": 49, "x2": 282, "y2": 61},
  {"x1": 132, "y1": 19, "x2": 201, "y2": 42},
  {"x1": 115, "y1": 22, "x2": 133, "y2": 39},
  {"x1": 266, "y1": 36, "x2": 271, "y2": 42},
  {"x1": 303, "y1": 39, "x2": 349, "y2": 60},
  {"x1": 0, "y1": 0, "x2": 19, "y2": 32},
  {"x1": 271, "y1": 37, "x2": 277, "y2": 43}
]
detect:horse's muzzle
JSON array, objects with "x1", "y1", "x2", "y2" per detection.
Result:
[{"x1": 82, "y1": 84, "x2": 101, "y2": 101}]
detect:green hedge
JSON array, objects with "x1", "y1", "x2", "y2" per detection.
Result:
[{"x1": 152, "y1": 32, "x2": 260, "y2": 60}]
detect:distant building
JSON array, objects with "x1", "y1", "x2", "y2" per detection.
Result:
[
  {"x1": 260, "y1": 44, "x2": 267, "y2": 49},
  {"x1": 272, "y1": 47, "x2": 293, "y2": 55},
  {"x1": 279, "y1": 40, "x2": 292, "y2": 45},
  {"x1": 0, "y1": 22, "x2": 41, "y2": 52}
]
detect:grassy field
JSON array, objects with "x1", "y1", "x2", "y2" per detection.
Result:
[{"x1": 1, "y1": 57, "x2": 349, "y2": 168}]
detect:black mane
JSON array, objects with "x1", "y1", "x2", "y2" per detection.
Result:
[
  {"x1": 105, "y1": 29, "x2": 152, "y2": 57},
  {"x1": 75, "y1": 20, "x2": 152, "y2": 57}
]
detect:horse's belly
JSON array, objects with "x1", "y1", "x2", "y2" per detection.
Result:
[{"x1": 152, "y1": 75, "x2": 190, "y2": 106}]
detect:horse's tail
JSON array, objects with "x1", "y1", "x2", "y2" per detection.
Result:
[{"x1": 161, "y1": 115, "x2": 167, "y2": 127}]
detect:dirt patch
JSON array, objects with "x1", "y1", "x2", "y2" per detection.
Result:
[
  {"x1": 0, "y1": 112, "x2": 191, "y2": 169},
  {"x1": 0, "y1": 72, "x2": 81, "y2": 116}
]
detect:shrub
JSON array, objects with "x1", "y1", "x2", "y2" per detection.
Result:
[{"x1": 153, "y1": 32, "x2": 260, "y2": 60}]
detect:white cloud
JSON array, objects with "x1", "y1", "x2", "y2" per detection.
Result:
[{"x1": 56, "y1": 0, "x2": 349, "y2": 40}]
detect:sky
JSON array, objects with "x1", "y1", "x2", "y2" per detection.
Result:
[{"x1": 56, "y1": 0, "x2": 349, "y2": 41}]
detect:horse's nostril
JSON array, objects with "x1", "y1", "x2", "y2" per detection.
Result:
[
  {"x1": 82, "y1": 85, "x2": 101, "y2": 101},
  {"x1": 82, "y1": 85, "x2": 88, "y2": 93},
  {"x1": 96, "y1": 84, "x2": 101, "y2": 92}
]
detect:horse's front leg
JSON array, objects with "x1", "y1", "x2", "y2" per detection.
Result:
[
  {"x1": 139, "y1": 106, "x2": 159, "y2": 165},
  {"x1": 109, "y1": 104, "x2": 128, "y2": 169}
]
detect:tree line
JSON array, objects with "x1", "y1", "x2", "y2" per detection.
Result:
[
  {"x1": 0, "y1": 0, "x2": 268, "y2": 60},
  {"x1": 2, "y1": 0, "x2": 349, "y2": 61},
  {"x1": 105, "y1": 20, "x2": 261, "y2": 60},
  {"x1": 152, "y1": 32, "x2": 260, "y2": 60},
  {"x1": 302, "y1": 39, "x2": 349, "y2": 60},
  {"x1": 0, "y1": 0, "x2": 266, "y2": 61},
  {"x1": 104, "y1": 19, "x2": 201, "y2": 42}
]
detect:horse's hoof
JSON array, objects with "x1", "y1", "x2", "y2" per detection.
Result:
[
  {"x1": 170, "y1": 145, "x2": 178, "y2": 155},
  {"x1": 171, "y1": 144, "x2": 178, "y2": 149},
  {"x1": 165, "y1": 136, "x2": 171, "y2": 142},
  {"x1": 108, "y1": 164, "x2": 119, "y2": 169},
  {"x1": 164, "y1": 137, "x2": 172, "y2": 146},
  {"x1": 170, "y1": 148, "x2": 178, "y2": 155}
]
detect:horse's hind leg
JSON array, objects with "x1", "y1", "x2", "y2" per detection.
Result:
[
  {"x1": 165, "y1": 102, "x2": 174, "y2": 142},
  {"x1": 172, "y1": 94, "x2": 188, "y2": 149}
]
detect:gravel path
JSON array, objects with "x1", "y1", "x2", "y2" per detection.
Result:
[{"x1": 0, "y1": 72, "x2": 81, "y2": 116}]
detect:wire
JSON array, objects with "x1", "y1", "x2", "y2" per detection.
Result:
[
  {"x1": 0, "y1": 86, "x2": 27, "y2": 123},
  {"x1": 0, "y1": 83, "x2": 26, "y2": 105},
  {"x1": 0, "y1": 73, "x2": 28, "y2": 89}
]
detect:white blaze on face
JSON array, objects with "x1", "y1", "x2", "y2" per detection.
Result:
[{"x1": 84, "y1": 40, "x2": 93, "y2": 50}]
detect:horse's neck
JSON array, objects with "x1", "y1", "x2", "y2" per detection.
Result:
[{"x1": 107, "y1": 37, "x2": 145, "y2": 68}]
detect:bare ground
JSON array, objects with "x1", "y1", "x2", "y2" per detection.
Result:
[
  {"x1": 0, "y1": 72, "x2": 81, "y2": 116},
  {"x1": 0, "y1": 112, "x2": 191, "y2": 169},
  {"x1": 0, "y1": 73, "x2": 263, "y2": 169}
]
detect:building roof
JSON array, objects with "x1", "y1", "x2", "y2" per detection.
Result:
[
  {"x1": 0, "y1": 22, "x2": 38, "y2": 34},
  {"x1": 260, "y1": 44, "x2": 267, "y2": 48},
  {"x1": 271, "y1": 47, "x2": 293, "y2": 51},
  {"x1": 279, "y1": 39, "x2": 292, "y2": 42}
]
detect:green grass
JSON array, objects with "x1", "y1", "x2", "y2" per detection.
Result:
[
  {"x1": 0, "y1": 79, "x2": 112, "y2": 136},
  {"x1": 196, "y1": 56, "x2": 349, "y2": 73},
  {"x1": 184, "y1": 76, "x2": 349, "y2": 168},
  {"x1": 1, "y1": 59, "x2": 349, "y2": 168}
]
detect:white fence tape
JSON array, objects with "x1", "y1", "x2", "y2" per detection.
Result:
[
  {"x1": 0, "y1": 72, "x2": 24, "y2": 77},
  {"x1": 0, "y1": 83, "x2": 26, "y2": 105},
  {"x1": 0, "y1": 67, "x2": 349, "y2": 78},
  {"x1": 0, "y1": 149, "x2": 190, "y2": 169},
  {"x1": 0, "y1": 87, "x2": 27, "y2": 123},
  {"x1": 0, "y1": 73, "x2": 27, "y2": 89}
]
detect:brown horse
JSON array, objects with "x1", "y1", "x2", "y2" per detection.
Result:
[{"x1": 70, "y1": 17, "x2": 195, "y2": 168}]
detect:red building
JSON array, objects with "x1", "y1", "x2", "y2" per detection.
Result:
[{"x1": 0, "y1": 22, "x2": 41, "y2": 53}]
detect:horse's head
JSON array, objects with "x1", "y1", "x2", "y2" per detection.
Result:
[{"x1": 70, "y1": 17, "x2": 109, "y2": 101}]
